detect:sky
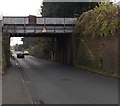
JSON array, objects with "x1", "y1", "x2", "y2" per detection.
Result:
[
  {"x1": 0, "y1": 0, "x2": 119, "y2": 17},
  {"x1": 0, "y1": 0, "x2": 43, "y2": 16},
  {"x1": 0, "y1": 0, "x2": 119, "y2": 46},
  {"x1": 10, "y1": 37, "x2": 23, "y2": 46},
  {"x1": 0, "y1": 0, "x2": 43, "y2": 46}
]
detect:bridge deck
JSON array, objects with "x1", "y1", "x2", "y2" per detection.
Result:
[{"x1": 3, "y1": 17, "x2": 77, "y2": 35}]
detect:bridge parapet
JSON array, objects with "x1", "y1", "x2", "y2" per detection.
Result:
[
  {"x1": 2, "y1": 17, "x2": 77, "y2": 36},
  {"x1": 3, "y1": 17, "x2": 77, "y2": 25}
]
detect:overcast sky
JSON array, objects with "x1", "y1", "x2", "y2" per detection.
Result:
[
  {"x1": 0, "y1": 0, "x2": 119, "y2": 17},
  {"x1": 0, "y1": 0, "x2": 43, "y2": 16},
  {"x1": 0, "y1": 0, "x2": 43, "y2": 46}
]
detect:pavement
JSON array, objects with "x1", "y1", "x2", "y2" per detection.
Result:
[
  {"x1": 2, "y1": 59, "x2": 31, "y2": 104},
  {"x1": 0, "y1": 75, "x2": 2, "y2": 105}
]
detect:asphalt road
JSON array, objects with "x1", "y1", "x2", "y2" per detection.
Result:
[{"x1": 16, "y1": 55, "x2": 118, "y2": 104}]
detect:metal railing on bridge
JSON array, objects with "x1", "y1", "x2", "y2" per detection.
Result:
[{"x1": 2, "y1": 16, "x2": 77, "y2": 34}]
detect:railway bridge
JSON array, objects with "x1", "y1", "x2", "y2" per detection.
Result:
[
  {"x1": 1, "y1": 16, "x2": 77, "y2": 66},
  {"x1": 2, "y1": 16, "x2": 77, "y2": 37}
]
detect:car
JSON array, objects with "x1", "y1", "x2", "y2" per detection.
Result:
[
  {"x1": 17, "y1": 53, "x2": 24, "y2": 58},
  {"x1": 23, "y1": 51, "x2": 29, "y2": 55}
]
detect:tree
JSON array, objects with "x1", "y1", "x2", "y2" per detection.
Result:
[
  {"x1": 41, "y1": 2, "x2": 98, "y2": 17},
  {"x1": 76, "y1": 2, "x2": 119, "y2": 37}
]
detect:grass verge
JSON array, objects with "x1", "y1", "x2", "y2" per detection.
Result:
[{"x1": 75, "y1": 64, "x2": 120, "y2": 79}]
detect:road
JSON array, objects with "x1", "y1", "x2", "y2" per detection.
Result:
[{"x1": 15, "y1": 55, "x2": 118, "y2": 104}]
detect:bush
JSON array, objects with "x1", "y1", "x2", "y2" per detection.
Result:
[{"x1": 76, "y1": 2, "x2": 119, "y2": 38}]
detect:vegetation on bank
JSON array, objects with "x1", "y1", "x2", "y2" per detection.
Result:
[
  {"x1": 76, "y1": 2, "x2": 119, "y2": 37},
  {"x1": 75, "y1": 65, "x2": 120, "y2": 79},
  {"x1": 74, "y1": 2, "x2": 119, "y2": 78}
]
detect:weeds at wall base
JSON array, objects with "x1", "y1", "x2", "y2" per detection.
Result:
[{"x1": 75, "y1": 64, "x2": 120, "y2": 79}]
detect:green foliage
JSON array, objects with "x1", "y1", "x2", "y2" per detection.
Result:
[
  {"x1": 41, "y1": 2, "x2": 98, "y2": 17},
  {"x1": 23, "y1": 37, "x2": 54, "y2": 59},
  {"x1": 77, "y1": 2, "x2": 119, "y2": 37},
  {"x1": 72, "y1": 35, "x2": 96, "y2": 68}
]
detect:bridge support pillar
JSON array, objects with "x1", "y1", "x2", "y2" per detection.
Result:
[
  {"x1": 55, "y1": 35, "x2": 73, "y2": 65},
  {"x1": 2, "y1": 32, "x2": 10, "y2": 69}
]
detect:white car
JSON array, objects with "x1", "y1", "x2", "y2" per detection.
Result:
[{"x1": 23, "y1": 51, "x2": 29, "y2": 55}]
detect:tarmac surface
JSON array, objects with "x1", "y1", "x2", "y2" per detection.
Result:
[{"x1": 2, "y1": 55, "x2": 119, "y2": 104}]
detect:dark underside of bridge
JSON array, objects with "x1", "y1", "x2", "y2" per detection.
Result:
[
  {"x1": 9, "y1": 32, "x2": 73, "y2": 65},
  {"x1": 10, "y1": 33, "x2": 72, "y2": 37}
]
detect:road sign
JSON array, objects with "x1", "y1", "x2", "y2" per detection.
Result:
[{"x1": 41, "y1": 27, "x2": 47, "y2": 33}]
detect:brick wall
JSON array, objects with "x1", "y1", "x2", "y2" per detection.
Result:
[{"x1": 84, "y1": 35, "x2": 118, "y2": 73}]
